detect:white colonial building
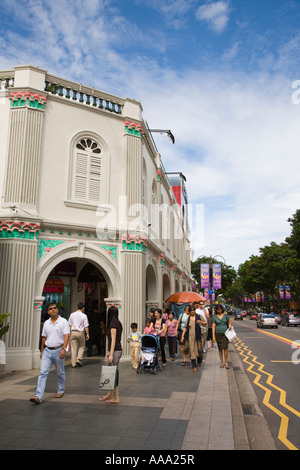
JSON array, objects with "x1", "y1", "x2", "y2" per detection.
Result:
[{"x1": 0, "y1": 65, "x2": 192, "y2": 370}]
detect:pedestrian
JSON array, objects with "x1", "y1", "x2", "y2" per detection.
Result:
[
  {"x1": 87, "y1": 300, "x2": 102, "y2": 356},
  {"x1": 206, "y1": 308, "x2": 214, "y2": 349},
  {"x1": 69, "y1": 302, "x2": 89, "y2": 367},
  {"x1": 175, "y1": 305, "x2": 191, "y2": 366},
  {"x1": 212, "y1": 304, "x2": 232, "y2": 369},
  {"x1": 143, "y1": 319, "x2": 152, "y2": 334},
  {"x1": 127, "y1": 322, "x2": 142, "y2": 369},
  {"x1": 30, "y1": 302, "x2": 70, "y2": 404},
  {"x1": 194, "y1": 301, "x2": 209, "y2": 352},
  {"x1": 166, "y1": 311, "x2": 178, "y2": 360},
  {"x1": 99, "y1": 306, "x2": 123, "y2": 404},
  {"x1": 147, "y1": 308, "x2": 155, "y2": 324},
  {"x1": 149, "y1": 308, "x2": 167, "y2": 366},
  {"x1": 182, "y1": 306, "x2": 205, "y2": 372}
]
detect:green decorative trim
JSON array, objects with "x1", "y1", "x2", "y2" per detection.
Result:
[
  {"x1": 124, "y1": 120, "x2": 144, "y2": 138},
  {"x1": 96, "y1": 244, "x2": 118, "y2": 262},
  {"x1": 158, "y1": 253, "x2": 165, "y2": 266},
  {"x1": 34, "y1": 302, "x2": 43, "y2": 311},
  {"x1": 121, "y1": 234, "x2": 147, "y2": 253},
  {"x1": 106, "y1": 302, "x2": 122, "y2": 310},
  {"x1": 0, "y1": 220, "x2": 40, "y2": 240},
  {"x1": 9, "y1": 91, "x2": 46, "y2": 110},
  {"x1": 38, "y1": 239, "x2": 70, "y2": 260}
]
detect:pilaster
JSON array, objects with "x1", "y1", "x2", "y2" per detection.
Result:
[
  {"x1": 121, "y1": 234, "x2": 146, "y2": 357},
  {"x1": 0, "y1": 220, "x2": 40, "y2": 370}
]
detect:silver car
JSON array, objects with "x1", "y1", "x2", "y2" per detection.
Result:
[
  {"x1": 282, "y1": 313, "x2": 300, "y2": 327},
  {"x1": 256, "y1": 314, "x2": 278, "y2": 329}
]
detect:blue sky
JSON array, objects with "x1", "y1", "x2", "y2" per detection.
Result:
[{"x1": 1, "y1": 0, "x2": 300, "y2": 269}]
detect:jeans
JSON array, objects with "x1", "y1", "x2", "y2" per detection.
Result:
[{"x1": 35, "y1": 347, "x2": 65, "y2": 401}]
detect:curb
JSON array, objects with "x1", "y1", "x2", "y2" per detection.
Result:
[{"x1": 228, "y1": 343, "x2": 277, "y2": 450}]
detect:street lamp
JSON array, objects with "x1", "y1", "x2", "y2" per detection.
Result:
[
  {"x1": 199, "y1": 255, "x2": 227, "y2": 311},
  {"x1": 148, "y1": 129, "x2": 175, "y2": 144}
]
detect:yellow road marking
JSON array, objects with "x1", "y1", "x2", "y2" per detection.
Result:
[
  {"x1": 271, "y1": 361, "x2": 300, "y2": 363},
  {"x1": 234, "y1": 338, "x2": 299, "y2": 450}
]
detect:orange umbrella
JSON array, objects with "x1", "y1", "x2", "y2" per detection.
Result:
[{"x1": 165, "y1": 291, "x2": 206, "y2": 303}]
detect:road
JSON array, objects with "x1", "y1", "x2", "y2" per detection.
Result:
[{"x1": 230, "y1": 316, "x2": 300, "y2": 451}]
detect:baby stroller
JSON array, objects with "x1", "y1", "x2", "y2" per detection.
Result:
[{"x1": 136, "y1": 333, "x2": 161, "y2": 374}]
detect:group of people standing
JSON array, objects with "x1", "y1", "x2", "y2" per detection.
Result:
[{"x1": 30, "y1": 298, "x2": 232, "y2": 405}]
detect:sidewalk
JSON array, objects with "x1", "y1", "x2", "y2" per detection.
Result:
[{"x1": 0, "y1": 344, "x2": 276, "y2": 450}]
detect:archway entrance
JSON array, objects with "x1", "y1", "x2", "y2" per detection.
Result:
[{"x1": 41, "y1": 259, "x2": 108, "y2": 355}]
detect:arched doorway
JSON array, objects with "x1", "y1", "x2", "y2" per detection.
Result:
[{"x1": 35, "y1": 241, "x2": 122, "y2": 360}]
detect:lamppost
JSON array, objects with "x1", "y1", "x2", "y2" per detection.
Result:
[{"x1": 199, "y1": 255, "x2": 227, "y2": 311}]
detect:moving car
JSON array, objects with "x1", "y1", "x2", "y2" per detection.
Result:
[
  {"x1": 250, "y1": 313, "x2": 257, "y2": 320},
  {"x1": 234, "y1": 311, "x2": 243, "y2": 320},
  {"x1": 282, "y1": 313, "x2": 300, "y2": 327},
  {"x1": 256, "y1": 314, "x2": 278, "y2": 329}
]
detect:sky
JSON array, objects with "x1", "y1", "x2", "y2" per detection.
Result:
[{"x1": 1, "y1": 0, "x2": 300, "y2": 269}]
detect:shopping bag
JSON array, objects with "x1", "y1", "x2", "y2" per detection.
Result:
[
  {"x1": 99, "y1": 365, "x2": 117, "y2": 391},
  {"x1": 225, "y1": 327, "x2": 236, "y2": 342}
]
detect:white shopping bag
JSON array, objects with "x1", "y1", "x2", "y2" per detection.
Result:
[{"x1": 225, "y1": 327, "x2": 236, "y2": 342}]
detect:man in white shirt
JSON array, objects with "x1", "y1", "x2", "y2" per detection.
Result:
[
  {"x1": 69, "y1": 302, "x2": 89, "y2": 367},
  {"x1": 194, "y1": 301, "x2": 209, "y2": 352},
  {"x1": 30, "y1": 302, "x2": 70, "y2": 404}
]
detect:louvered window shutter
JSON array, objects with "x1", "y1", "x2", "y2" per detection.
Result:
[{"x1": 73, "y1": 139, "x2": 101, "y2": 203}]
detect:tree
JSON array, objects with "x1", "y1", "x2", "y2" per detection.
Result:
[
  {"x1": 286, "y1": 209, "x2": 300, "y2": 259},
  {"x1": 0, "y1": 313, "x2": 10, "y2": 340}
]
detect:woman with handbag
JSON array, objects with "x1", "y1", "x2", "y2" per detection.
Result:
[
  {"x1": 212, "y1": 305, "x2": 232, "y2": 369},
  {"x1": 182, "y1": 306, "x2": 206, "y2": 372},
  {"x1": 99, "y1": 305, "x2": 122, "y2": 403}
]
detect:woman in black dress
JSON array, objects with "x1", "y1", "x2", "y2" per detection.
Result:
[{"x1": 99, "y1": 306, "x2": 123, "y2": 403}]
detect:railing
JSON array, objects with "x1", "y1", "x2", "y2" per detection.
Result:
[
  {"x1": 44, "y1": 73, "x2": 124, "y2": 115},
  {"x1": 0, "y1": 71, "x2": 15, "y2": 90}
]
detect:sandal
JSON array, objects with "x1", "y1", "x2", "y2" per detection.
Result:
[
  {"x1": 193, "y1": 368, "x2": 198, "y2": 372},
  {"x1": 181, "y1": 361, "x2": 186, "y2": 366},
  {"x1": 220, "y1": 364, "x2": 224, "y2": 368},
  {"x1": 225, "y1": 363, "x2": 230, "y2": 369},
  {"x1": 187, "y1": 362, "x2": 191, "y2": 366}
]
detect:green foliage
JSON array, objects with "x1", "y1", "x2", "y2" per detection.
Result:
[
  {"x1": 0, "y1": 313, "x2": 10, "y2": 339},
  {"x1": 191, "y1": 209, "x2": 300, "y2": 307}
]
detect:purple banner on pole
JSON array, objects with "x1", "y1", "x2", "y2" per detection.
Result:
[
  {"x1": 285, "y1": 285, "x2": 291, "y2": 299},
  {"x1": 212, "y1": 263, "x2": 222, "y2": 290},
  {"x1": 279, "y1": 285, "x2": 285, "y2": 299},
  {"x1": 200, "y1": 264, "x2": 210, "y2": 289}
]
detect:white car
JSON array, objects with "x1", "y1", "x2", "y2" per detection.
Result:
[{"x1": 257, "y1": 314, "x2": 278, "y2": 329}]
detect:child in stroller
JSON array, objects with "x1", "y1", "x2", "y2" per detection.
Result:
[{"x1": 136, "y1": 333, "x2": 161, "y2": 374}]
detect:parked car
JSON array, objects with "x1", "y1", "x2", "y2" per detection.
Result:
[
  {"x1": 282, "y1": 313, "x2": 300, "y2": 327},
  {"x1": 250, "y1": 313, "x2": 257, "y2": 320},
  {"x1": 256, "y1": 314, "x2": 278, "y2": 329}
]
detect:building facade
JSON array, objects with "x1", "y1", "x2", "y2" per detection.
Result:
[{"x1": 0, "y1": 65, "x2": 192, "y2": 370}]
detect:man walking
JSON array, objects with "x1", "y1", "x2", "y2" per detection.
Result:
[
  {"x1": 69, "y1": 302, "x2": 89, "y2": 367},
  {"x1": 30, "y1": 302, "x2": 70, "y2": 404}
]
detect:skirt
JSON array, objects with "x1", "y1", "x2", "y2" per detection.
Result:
[{"x1": 215, "y1": 332, "x2": 229, "y2": 350}]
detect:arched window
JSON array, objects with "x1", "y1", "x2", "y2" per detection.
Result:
[{"x1": 72, "y1": 138, "x2": 102, "y2": 203}]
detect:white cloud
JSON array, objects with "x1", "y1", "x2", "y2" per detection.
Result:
[
  {"x1": 196, "y1": 1, "x2": 231, "y2": 33},
  {"x1": 1, "y1": 1, "x2": 299, "y2": 269}
]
